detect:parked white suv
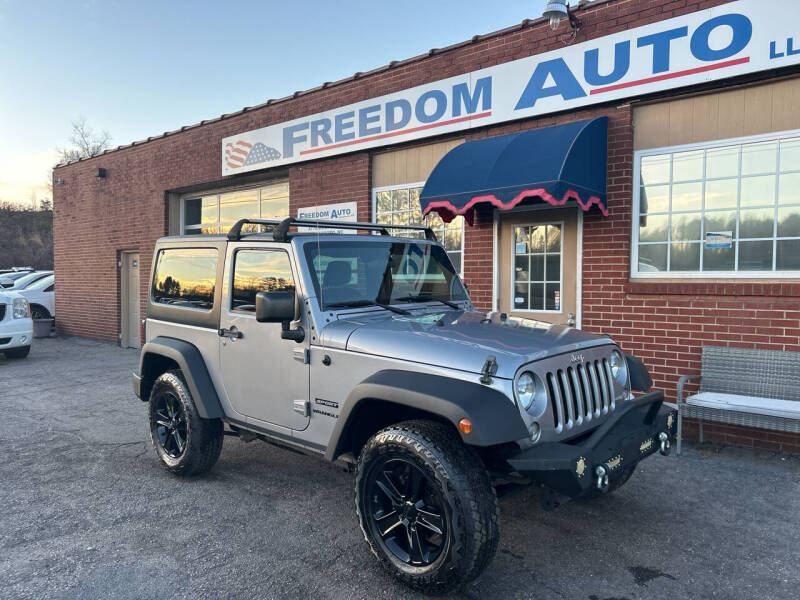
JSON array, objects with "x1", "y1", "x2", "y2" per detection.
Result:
[{"x1": 0, "y1": 289, "x2": 33, "y2": 358}]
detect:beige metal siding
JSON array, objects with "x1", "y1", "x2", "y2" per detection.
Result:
[
  {"x1": 372, "y1": 139, "x2": 464, "y2": 188},
  {"x1": 634, "y1": 77, "x2": 800, "y2": 150}
]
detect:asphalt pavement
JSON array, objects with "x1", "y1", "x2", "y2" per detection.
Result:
[{"x1": 1, "y1": 337, "x2": 799, "y2": 600}]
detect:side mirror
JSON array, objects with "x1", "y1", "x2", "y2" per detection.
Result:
[
  {"x1": 255, "y1": 291, "x2": 305, "y2": 343},
  {"x1": 255, "y1": 291, "x2": 295, "y2": 323}
]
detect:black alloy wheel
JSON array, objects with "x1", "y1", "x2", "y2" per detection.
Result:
[
  {"x1": 365, "y1": 458, "x2": 448, "y2": 567},
  {"x1": 153, "y1": 390, "x2": 188, "y2": 458}
]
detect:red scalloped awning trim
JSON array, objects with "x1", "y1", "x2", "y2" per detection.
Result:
[{"x1": 422, "y1": 187, "x2": 608, "y2": 225}]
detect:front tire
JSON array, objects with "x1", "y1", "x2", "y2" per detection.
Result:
[
  {"x1": 355, "y1": 420, "x2": 499, "y2": 595},
  {"x1": 148, "y1": 370, "x2": 223, "y2": 476}
]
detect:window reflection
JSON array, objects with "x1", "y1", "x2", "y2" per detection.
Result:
[
  {"x1": 152, "y1": 248, "x2": 218, "y2": 309},
  {"x1": 231, "y1": 251, "x2": 295, "y2": 311}
]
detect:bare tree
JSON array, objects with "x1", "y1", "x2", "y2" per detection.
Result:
[{"x1": 57, "y1": 116, "x2": 112, "y2": 164}]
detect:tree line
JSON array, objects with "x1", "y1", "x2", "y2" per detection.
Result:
[{"x1": 0, "y1": 202, "x2": 54, "y2": 270}]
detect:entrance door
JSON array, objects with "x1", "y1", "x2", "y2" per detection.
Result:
[
  {"x1": 121, "y1": 251, "x2": 140, "y2": 348},
  {"x1": 218, "y1": 246, "x2": 310, "y2": 431},
  {"x1": 497, "y1": 208, "x2": 579, "y2": 326}
]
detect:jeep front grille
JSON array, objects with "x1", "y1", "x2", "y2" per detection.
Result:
[{"x1": 546, "y1": 359, "x2": 616, "y2": 433}]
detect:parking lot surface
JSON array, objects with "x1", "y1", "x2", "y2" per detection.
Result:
[{"x1": 1, "y1": 337, "x2": 799, "y2": 599}]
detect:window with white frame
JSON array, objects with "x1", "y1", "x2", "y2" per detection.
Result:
[
  {"x1": 513, "y1": 223, "x2": 562, "y2": 311},
  {"x1": 373, "y1": 184, "x2": 464, "y2": 274},
  {"x1": 633, "y1": 132, "x2": 800, "y2": 276},
  {"x1": 182, "y1": 181, "x2": 289, "y2": 235}
]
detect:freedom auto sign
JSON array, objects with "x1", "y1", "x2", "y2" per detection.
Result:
[{"x1": 222, "y1": 0, "x2": 800, "y2": 176}]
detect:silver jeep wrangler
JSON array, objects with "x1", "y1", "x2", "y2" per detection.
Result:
[{"x1": 133, "y1": 217, "x2": 677, "y2": 595}]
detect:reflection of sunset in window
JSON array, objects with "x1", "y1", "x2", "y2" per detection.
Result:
[
  {"x1": 151, "y1": 248, "x2": 218, "y2": 309},
  {"x1": 232, "y1": 250, "x2": 295, "y2": 310}
]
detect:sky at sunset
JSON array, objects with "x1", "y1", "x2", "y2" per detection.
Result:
[{"x1": 0, "y1": 0, "x2": 538, "y2": 208}]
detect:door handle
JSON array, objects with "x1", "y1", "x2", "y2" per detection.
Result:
[
  {"x1": 218, "y1": 327, "x2": 243, "y2": 340},
  {"x1": 567, "y1": 312, "x2": 576, "y2": 327}
]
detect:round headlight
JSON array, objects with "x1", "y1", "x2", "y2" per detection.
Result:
[
  {"x1": 516, "y1": 372, "x2": 535, "y2": 410},
  {"x1": 609, "y1": 350, "x2": 628, "y2": 387}
]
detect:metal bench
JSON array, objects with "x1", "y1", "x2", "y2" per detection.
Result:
[{"x1": 676, "y1": 346, "x2": 800, "y2": 454}]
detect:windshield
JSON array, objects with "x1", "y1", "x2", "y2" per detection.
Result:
[
  {"x1": 11, "y1": 272, "x2": 51, "y2": 289},
  {"x1": 303, "y1": 241, "x2": 467, "y2": 310}
]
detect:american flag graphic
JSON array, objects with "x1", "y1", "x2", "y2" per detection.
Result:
[{"x1": 224, "y1": 140, "x2": 281, "y2": 169}]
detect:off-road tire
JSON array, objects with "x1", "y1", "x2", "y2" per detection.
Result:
[
  {"x1": 148, "y1": 370, "x2": 223, "y2": 476},
  {"x1": 583, "y1": 464, "x2": 637, "y2": 499},
  {"x1": 4, "y1": 345, "x2": 31, "y2": 359},
  {"x1": 355, "y1": 420, "x2": 499, "y2": 595}
]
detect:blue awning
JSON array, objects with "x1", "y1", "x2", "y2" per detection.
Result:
[{"x1": 420, "y1": 117, "x2": 608, "y2": 224}]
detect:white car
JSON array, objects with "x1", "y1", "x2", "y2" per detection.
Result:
[
  {"x1": 19, "y1": 274, "x2": 55, "y2": 320},
  {"x1": 0, "y1": 289, "x2": 32, "y2": 358}
]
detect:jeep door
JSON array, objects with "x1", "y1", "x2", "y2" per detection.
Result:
[{"x1": 218, "y1": 243, "x2": 310, "y2": 431}]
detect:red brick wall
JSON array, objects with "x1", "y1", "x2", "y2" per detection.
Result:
[{"x1": 53, "y1": 0, "x2": 800, "y2": 452}]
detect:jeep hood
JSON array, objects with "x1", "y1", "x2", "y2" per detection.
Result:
[{"x1": 322, "y1": 310, "x2": 613, "y2": 379}]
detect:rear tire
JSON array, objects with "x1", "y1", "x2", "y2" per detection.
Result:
[
  {"x1": 148, "y1": 370, "x2": 223, "y2": 476},
  {"x1": 4, "y1": 345, "x2": 31, "y2": 359},
  {"x1": 355, "y1": 420, "x2": 499, "y2": 595}
]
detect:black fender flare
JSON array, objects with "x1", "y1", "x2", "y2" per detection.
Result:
[
  {"x1": 625, "y1": 353, "x2": 653, "y2": 392},
  {"x1": 136, "y1": 336, "x2": 224, "y2": 419},
  {"x1": 325, "y1": 370, "x2": 529, "y2": 461}
]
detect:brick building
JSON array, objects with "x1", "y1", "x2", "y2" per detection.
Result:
[{"x1": 53, "y1": 0, "x2": 800, "y2": 452}]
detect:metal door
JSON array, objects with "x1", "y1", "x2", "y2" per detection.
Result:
[
  {"x1": 218, "y1": 246, "x2": 310, "y2": 430},
  {"x1": 121, "y1": 252, "x2": 140, "y2": 348}
]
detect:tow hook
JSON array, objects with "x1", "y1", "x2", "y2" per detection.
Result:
[
  {"x1": 594, "y1": 465, "x2": 610, "y2": 492},
  {"x1": 658, "y1": 432, "x2": 671, "y2": 456}
]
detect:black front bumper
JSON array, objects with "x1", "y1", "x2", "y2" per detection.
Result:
[{"x1": 506, "y1": 391, "x2": 676, "y2": 499}]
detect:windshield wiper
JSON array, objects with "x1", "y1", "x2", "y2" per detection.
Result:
[
  {"x1": 395, "y1": 294, "x2": 460, "y2": 310},
  {"x1": 325, "y1": 299, "x2": 410, "y2": 315}
]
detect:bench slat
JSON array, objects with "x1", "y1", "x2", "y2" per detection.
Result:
[{"x1": 699, "y1": 346, "x2": 800, "y2": 402}]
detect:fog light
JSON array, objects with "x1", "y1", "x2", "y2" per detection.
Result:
[
  {"x1": 529, "y1": 422, "x2": 541, "y2": 443},
  {"x1": 20, "y1": 335, "x2": 28, "y2": 343},
  {"x1": 458, "y1": 418, "x2": 472, "y2": 434}
]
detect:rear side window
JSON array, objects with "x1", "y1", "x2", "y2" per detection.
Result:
[
  {"x1": 152, "y1": 248, "x2": 218, "y2": 310},
  {"x1": 231, "y1": 250, "x2": 295, "y2": 311}
]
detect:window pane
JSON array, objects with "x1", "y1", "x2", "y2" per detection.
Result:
[
  {"x1": 672, "y1": 150, "x2": 703, "y2": 182},
  {"x1": 704, "y1": 244, "x2": 735, "y2": 271},
  {"x1": 184, "y1": 198, "x2": 201, "y2": 227},
  {"x1": 152, "y1": 248, "x2": 218, "y2": 309},
  {"x1": 639, "y1": 214, "x2": 668, "y2": 242},
  {"x1": 777, "y1": 239, "x2": 800, "y2": 270},
  {"x1": 409, "y1": 206, "x2": 423, "y2": 226},
  {"x1": 778, "y1": 173, "x2": 800, "y2": 205},
  {"x1": 778, "y1": 206, "x2": 800, "y2": 238},
  {"x1": 545, "y1": 283, "x2": 560, "y2": 310},
  {"x1": 260, "y1": 182, "x2": 289, "y2": 219},
  {"x1": 426, "y1": 211, "x2": 443, "y2": 229},
  {"x1": 201, "y1": 196, "x2": 217, "y2": 225},
  {"x1": 705, "y1": 178, "x2": 738, "y2": 210},
  {"x1": 640, "y1": 185, "x2": 669, "y2": 213},
  {"x1": 514, "y1": 227, "x2": 529, "y2": 253},
  {"x1": 219, "y1": 189, "x2": 259, "y2": 222},
  {"x1": 739, "y1": 207, "x2": 775, "y2": 238},
  {"x1": 741, "y1": 141, "x2": 777, "y2": 175},
  {"x1": 638, "y1": 244, "x2": 667, "y2": 272},
  {"x1": 530, "y1": 255, "x2": 544, "y2": 281},
  {"x1": 376, "y1": 190, "x2": 391, "y2": 213},
  {"x1": 740, "y1": 175, "x2": 775, "y2": 207},
  {"x1": 672, "y1": 182, "x2": 702, "y2": 211},
  {"x1": 641, "y1": 155, "x2": 670, "y2": 185},
  {"x1": 530, "y1": 283, "x2": 544, "y2": 310},
  {"x1": 376, "y1": 213, "x2": 390, "y2": 225},
  {"x1": 546, "y1": 225, "x2": 561, "y2": 252},
  {"x1": 671, "y1": 212, "x2": 701, "y2": 241},
  {"x1": 706, "y1": 146, "x2": 738, "y2": 179},
  {"x1": 704, "y1": 210, "x2": 736, "y2": 235},
  {"x1": 545, "y1": 254, "x2": 560, "y2": 282},
  {"x1": 394, "y1": 211, "x2": 409, "y2": 225},
  {"x1": 670, "y1": 242, "x2": 700, "y2": 271},
  {"x1": 738, "y1": 240, "x2": 773, "y2": 271},
  {"x1": 739, "y1": 240, "x2": 772, "y2": 271},
  {"x1": 184, "y1": 228, "x2": 203, "y2": 236},
  {"x1": 530, "y1": 226, "x2": 545, "y2": 253},
  {"x1": 232, "y1": 251, "x2": 295, "y2": 311},
  {"x1": 392, "y1": 189, "x2": 408, "y2": 211},
  {"x1": 779, "y1": 138, "x2": 800, "y2": 172},
  {"x1": 513, "y1": 283, "x2": 529, "y2": 309},
  {"x1": 514, "y1": 256, "x2": 529, "y2": 281}
]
